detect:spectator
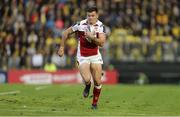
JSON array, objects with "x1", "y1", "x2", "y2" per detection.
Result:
[
  {"x1": 31, "y1": 49, "x2": 43, "y2": 69},
  {"x1": 0, "y1": 0, "x2": 180, "y2": 70},
  {"x1": 44, "y1": 59, "x2": 57, "y2": 72}
]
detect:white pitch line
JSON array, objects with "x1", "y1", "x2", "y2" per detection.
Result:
[
  {"x1": 35, "y1": 86, "x2": 50, "y2": 90},
  {"x1": 0, "y1": 108, "x2": 61, "y2": 113},
  {"x1": 0, "y1": 90, "x2": 21, "y2": 96}
]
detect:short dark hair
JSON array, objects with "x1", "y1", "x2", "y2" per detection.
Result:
[{"x1": 86, "y1": 6, "x2": 98, "y2": 13}]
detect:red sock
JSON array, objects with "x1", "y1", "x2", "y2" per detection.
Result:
[{"x1": 92, "y1": 85, "x2": 102, "y2": 105}]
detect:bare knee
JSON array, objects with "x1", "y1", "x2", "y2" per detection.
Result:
[
  {"x1": 84, "y1": 78, "x2": 91, "y2": 84},
  {"x1": 94, "y1": 79, "x2": 101, "y2": 86},
  {"x1": 81, "y1": 73, "x2": 91, "y2": 84}
]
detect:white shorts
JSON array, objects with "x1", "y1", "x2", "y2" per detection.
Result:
[{"x1": 77, "y1": 54, "x2": 103, "y2": 65}]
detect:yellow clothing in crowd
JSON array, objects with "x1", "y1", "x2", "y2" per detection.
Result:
[{"x1": 44, "y1": 63, "x2": 57, "y2": 72}]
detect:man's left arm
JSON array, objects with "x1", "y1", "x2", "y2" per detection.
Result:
[
  {"x1": 91, "y1": 33, "x2": 106, "y2": 47},
  {"x1": 85, "y1": 31, "x2": 106, "y2": 47}
]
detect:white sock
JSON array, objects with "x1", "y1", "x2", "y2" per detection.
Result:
[{"x1": 94, "y1": 84, "x2": 102, "y2": 89}]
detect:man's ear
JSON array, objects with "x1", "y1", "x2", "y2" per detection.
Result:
[{"x1": 97, "y1": 14, "x2": 99, "y2": 19}]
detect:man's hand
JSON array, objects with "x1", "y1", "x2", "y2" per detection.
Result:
[
  {"x1": 85, "y1": 31, "x2": 96, "y2": 42},
  {"x1": 57, "y1": 46, "x2": 64, "y2": 57}
]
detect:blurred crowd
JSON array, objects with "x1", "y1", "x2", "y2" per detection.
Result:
[{"x1": 0, "y1": 0, "x2": 180, "y2": 70}]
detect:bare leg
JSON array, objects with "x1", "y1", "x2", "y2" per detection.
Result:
[
  {"x1": 79, "y1": 63, "x2": 91, "y2": 84},
  {"x1": 79, "y1": 63, "x2": 91, "y2": 97},
  {"x1": 90, "y1": 63, "x2": 102, "y2": 108}
]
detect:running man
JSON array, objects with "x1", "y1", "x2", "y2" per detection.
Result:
[{"x1": 58, "y1": 6, "x2": 106, "y2": 109}]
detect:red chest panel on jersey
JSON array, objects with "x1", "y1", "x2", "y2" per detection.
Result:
[{"x1": 77, "y1": 31, "x2": 98, "y2": 57}]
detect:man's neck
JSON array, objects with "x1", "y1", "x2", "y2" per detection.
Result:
[{"x1": 88, "y1": 20, "x2": 98, "y2": 25}]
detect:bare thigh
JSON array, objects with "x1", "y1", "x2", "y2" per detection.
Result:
[
  {"x1": 79, "y1": 63, "x2": 91, "y2": 83},
  {"x1": 90, "y1": 63, "x2": 102, "y2": 86}
]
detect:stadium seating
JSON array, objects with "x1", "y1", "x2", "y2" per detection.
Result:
[{"x1": 0, "y1": 0, "x2": 180, "y2": 70}]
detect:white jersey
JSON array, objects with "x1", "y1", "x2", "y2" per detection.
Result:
[{"x1": 71, "y1": 19, "x2": 105, "y2": 57}]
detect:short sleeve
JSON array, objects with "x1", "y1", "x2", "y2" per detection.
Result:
[
  {"x1": 98, "y1": 24, "x2": 106, "y2": 33},
  {"x1": 71, "y1": 22, "x2": 80, "y2": 32}
]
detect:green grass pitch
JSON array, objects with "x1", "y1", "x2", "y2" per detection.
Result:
[{"x1": 0, "y1": 84, "x2": 180, "y2": 116}]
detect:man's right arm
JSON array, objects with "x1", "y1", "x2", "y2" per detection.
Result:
[{"x1": 58, "y1": 27, "x2": 74, "y2": 57}]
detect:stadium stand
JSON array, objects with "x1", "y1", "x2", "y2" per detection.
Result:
[{"x1": 0, "y1": 0, "x2": 180, "y2": 71}]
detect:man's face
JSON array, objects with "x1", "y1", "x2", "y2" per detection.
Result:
[{"x1": 87, "y1": 11, "x2": 98, "y2": 24}]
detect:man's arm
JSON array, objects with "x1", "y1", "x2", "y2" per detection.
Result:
[
  {"x1": 58, "y1": 27, "x2": 74, "y2": 57},
  {"x1": 91, "y1": 33, "x2": 106, "y2": 47},
  {"x1": 85, "y1": 32, "x2": 106, "y2": 47}
]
